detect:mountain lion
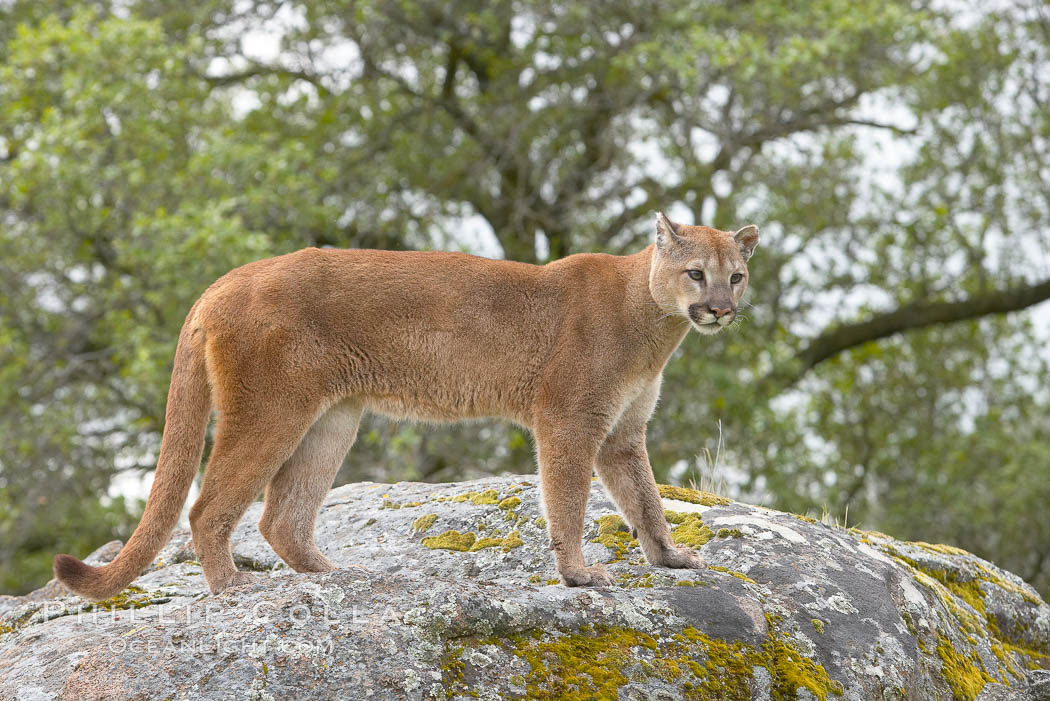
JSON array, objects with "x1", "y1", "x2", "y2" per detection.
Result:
[{"x1": 54, "y1": 212, "x2": 759, "y2": 598}]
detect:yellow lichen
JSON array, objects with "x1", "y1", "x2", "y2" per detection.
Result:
[
  {"x1": 469, "y1": 531, "x2": 525, "y2": 552},
  {"x1": 421, "y1": 530, "x2": 476, "y2": 551},
  {"x1": 441, "y1": 619, "x2": 844, "y2": 701},
  {"x1": 471, "y1": 489, "x2": 500, "y2": 505},
  {"x1": 502, "y1": 530, "x2": 525, "y2": 550},
  {"x1": 616, "y1": 572, "x2": 656, "y2": 589},
  {"x1": 498, "y1": 496, "x2": 522, "y2": 511},
  {"x1": 848, "y1": 527, "x2": 893, "y2": 541},
  {"x1": 762, "y1": 622, "x2": 845, "y2": 700},
  {"x1": 90, "y1": 586, "x2": 153, "y2": 611},
  {"x1": 912, "y1": 541, "x2": 970, "y2": 557},
  {"x1": 452, "y1": 489, "x2": 500, "y2": 505},
  {"x1": 652, "y1": 658, "x2": 682, "y2": 682},
  {"x1": 708, "y1": 566, "x2": 756, "y2": 584},
  {"x1": 591, "y1": 514, "x2": 636, "y2": 562},
  {"x1": 677, "y1": 621, "x2": 844, "y2": 700},
  {"x1": 381, "y1": 499, "x2": 423, "y2": 510},
  {"x1": 411, "y1": 513, "x2": 438, "y2": 532},
  {"x1": 470, "y1": 537, "x2": 503, "y2": 551},
  {"x1": 658, "y1": 484, "x2": 730, "y2": 506},
  {"x1": 811, "y1": 619, "x2": 825, "y2": 635},
  {"x1": 974, "y1": 563, "x2": 1043, "y2": 608},
  {"x1": 501, "y1": 625, "x2": 657, "y2": 700},
  {"x1": 883, "y1": 541, "x2": 1049, "y2": 688},
  {"x1": 901, "y1": 611, "x2": 918, "y2": 637},
  {"x1": 667, "y1": 511, "x2": 715, "y2": 548},
  {"x1": 936, "y1": 635, "x2": 992, "y2": 701}
]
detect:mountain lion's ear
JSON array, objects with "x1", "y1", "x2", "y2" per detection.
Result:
[
  {"x1": 655, "y1": 212, "x2": 682, "y2": 249},
  {"x1": 733, "y1": 224, "x2": 760, "y2": 261}
]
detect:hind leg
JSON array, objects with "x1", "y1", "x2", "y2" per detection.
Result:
[
  {"x1": 189, "y1": 401, "x2": 319, "y2": 594},
  {"x1": 259, "y1": 401, "x2": 362, "y2": 572}
]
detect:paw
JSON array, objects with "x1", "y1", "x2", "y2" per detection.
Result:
[
  {"x1": 560, "y1": 563, "x2": 614, "y2": 587},
  {"x1": 652, "y1": 544, "x2": 705, "y2": 569},
  {"x1": 211, "y1": 571, "x2": 262, "y2": 594},
  {"x1": 288, "y1": 555, "x2": 336, "y2": 573}
]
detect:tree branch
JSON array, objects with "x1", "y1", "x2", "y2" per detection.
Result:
[
  {"x1": 775, "y1": 276, "x2": 1050, "y2": 388},
  {"x1": 201, "y1": 62, "x2": 333, "y2": 97}
]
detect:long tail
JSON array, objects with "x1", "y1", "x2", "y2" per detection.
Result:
[{"x1": 53, "y1": 303, "x2": 211, "y2": 601}]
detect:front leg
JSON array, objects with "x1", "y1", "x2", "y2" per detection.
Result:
[
  {"x1": 534, "y1": 423, "x2": 614, "y2": 587},
  {"x1": 595, "y1": 383, "x2": 704, "y2": 571},
  {"x1": 595, "y1": 433, "x2": 704, "y2": 569}
]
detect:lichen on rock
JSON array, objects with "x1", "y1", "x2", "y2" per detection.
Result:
[
  {"x1": 422, "y1": 529, "x2": 476, "y2": 551},
  {"x1": 666, "y1": 511, "x2": 716, "y2": 548},
  {"x1": 1, "y1": 475, "x2": 1047, "y2": 700},
  {"x1": 658, "y1": 484, "x2": 731, "y2": 506},
  {"x1": 411, "y1": 513, "x2": 438, "y2": 533}
]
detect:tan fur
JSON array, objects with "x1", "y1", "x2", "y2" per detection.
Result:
[{"x1": 53, "y1": 213, "x2": 758, "y2": 598}]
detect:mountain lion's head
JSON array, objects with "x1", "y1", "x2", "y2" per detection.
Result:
[{"x1": 648, "y1": 212, "x2": 760, "y2": 335}]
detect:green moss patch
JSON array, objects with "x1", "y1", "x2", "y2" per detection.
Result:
[
  {"x1": 936, "y1": 634, "x2": 993, "y2": 701},
  {"x1": 658, "y1": 485, "x2": 730, "y2": 507},
  {"x1": 760, "y1": 623, "x2": 845, "y2": 700},
  {"x1": 0, "y1": 604, "x2": 42, "y2": 639},
  {"x1": 381, "y1": 499, "x2": 423, "y2": 510},
  {"x1": 502, "y1": 530, "x2": 525, "y2": 550},
  {"x1": 717, "y1": 528, "x2": 744, "y2": 539},
  {"x1": 469, "y1": 530, "x2": 525, "y2": 552},
  {"x1": 883, "y1": 543, "x2": 1049, "y2": 683},
  {"x1": 442, "y1": 619, "x2": 843, "y2": 701},
  {"x1": 666, "y1": 511, "x2": 715, "y2": 548},
  {"x1": 498, "y1": 496, "x2": 522, "y2": 511},
  {"x1": 709, "y1": 566, "x2": 756, "y2": 584},
  {"x1": 421, "y1": 530, "x2": 476, "y2": 551},
  {"x1": 88, "y1": 586, "x2": 156, "y2": 612},
  {"x1": 616, "y1": 572, "x2": 657, "y2": 589},
  {"x1": 453, "y1": 489, "x2": 501, "y2": 505},
  {"x1": 912, "y1": 541, "x2": 970, "y2": 557},
  {"x1": 591, "y1": 514, "x2": 637, "y2": 562},
  {"x1": 411, "y1": 513, "x2": 438, "y2": 533}
]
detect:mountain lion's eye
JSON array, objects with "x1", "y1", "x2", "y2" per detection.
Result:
[
  {"x1": 730, "y1": 273, "x2": 743, "y2": 283},
  {"x1": 687, "y1": 270, "x2": 704, "y2": 281}
]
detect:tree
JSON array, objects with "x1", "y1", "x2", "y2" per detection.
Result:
[{"x1": 2, "y1": 0, "x2": 1048, "y2": 596}]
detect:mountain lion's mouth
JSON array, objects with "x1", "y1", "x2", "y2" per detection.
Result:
[{"x1": 690, "y1": 320, "x2": 723, "y2": 335}]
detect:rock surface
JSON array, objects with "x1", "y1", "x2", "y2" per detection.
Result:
[{"x1": 1, "y1": 476, "x2": 1048, "y2": 700}]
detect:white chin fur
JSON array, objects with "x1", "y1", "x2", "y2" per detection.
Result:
[{"x1": 691, "y1": 323, "x2": 722, "y2": 335}]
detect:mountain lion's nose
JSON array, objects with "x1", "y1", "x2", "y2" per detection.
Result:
[{"x1": 707, "y1": 305, "x2": 732, "y2": 318}]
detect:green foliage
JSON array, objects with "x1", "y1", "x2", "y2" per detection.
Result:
[
  {"x1": 0, "y1": 490, "x2": 140, "y2": 595},
  {"x1": 1, "y1": 1, "x2": 1048, "y2": 600}
]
